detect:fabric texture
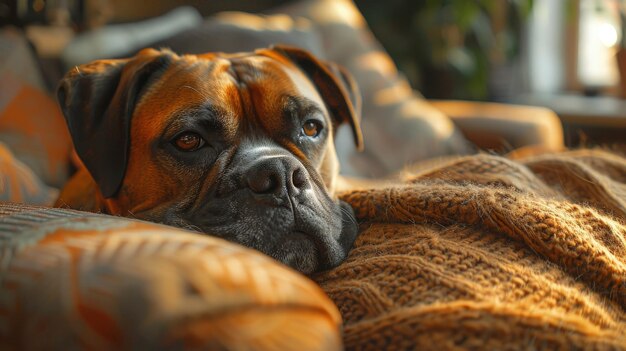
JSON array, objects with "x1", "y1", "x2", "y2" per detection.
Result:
[
  {"x1": 315, "y1": 149, "x2": 626, "y2": 349},
  {"x1": 0, "y1": 203, "x2": 342, "y2": 350}
]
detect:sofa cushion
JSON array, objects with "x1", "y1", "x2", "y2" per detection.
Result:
[{"x1": 0, "y1": 203, "x2": 342, "y2": 350}]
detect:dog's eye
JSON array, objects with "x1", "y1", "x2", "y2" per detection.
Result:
[
  {"x1": 173, "y1": 132, "x2": 205, "y2": 151},
  {"x1": 302, "y1": 120, "x2": 323, "y2": 138}
]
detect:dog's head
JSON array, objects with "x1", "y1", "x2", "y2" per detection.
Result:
[{"x1": 57, "y1": 46, "x2": 363, "y2": 273}]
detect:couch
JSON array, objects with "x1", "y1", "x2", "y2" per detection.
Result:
[{"x1": 5, "y1": 1, "x2": 624, "y2": 350}]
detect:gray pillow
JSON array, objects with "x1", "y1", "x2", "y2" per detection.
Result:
[{"x1": 150, "y1": 12, "x2": 324, "y2": 58}]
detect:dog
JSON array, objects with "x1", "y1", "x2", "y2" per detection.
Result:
[{"x1": 55, "y1": 45, "x2": 363, "y2": 274}]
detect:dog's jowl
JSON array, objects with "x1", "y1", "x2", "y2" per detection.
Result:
[{"x1": 55, "y1": 45, "x2": 363, "y2": 274}]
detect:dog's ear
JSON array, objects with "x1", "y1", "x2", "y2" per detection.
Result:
[
  {"x1": 270, "y1": 45, "x2": 364, "y2": 150},
  {"x1": 57, "y1": 48, "x2": 172, "y2": 198}
]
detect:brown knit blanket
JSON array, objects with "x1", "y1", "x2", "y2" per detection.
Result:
[{"x1": 316, "y1": 149, "x2": 626, "y2": 350}]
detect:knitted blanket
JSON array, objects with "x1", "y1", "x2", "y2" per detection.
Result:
[{"x1": 316, "y1": 149, "x2": 626, "y2": 349}]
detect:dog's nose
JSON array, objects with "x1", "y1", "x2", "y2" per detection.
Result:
[{"x1": 245, "y1": 157, "x2": 309, "y2": 196}]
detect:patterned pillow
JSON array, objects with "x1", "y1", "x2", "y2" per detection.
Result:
[{"x1": 0, "y1": 203, "x2": 342, "y2": 350}]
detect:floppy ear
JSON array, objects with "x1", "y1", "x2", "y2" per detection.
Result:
[
  {"x1": 270, "y1": 45, "x2": 364, "y2": 150},
  {"x1": 57, "y1": 48, "x2": 172, "y2": 198}
]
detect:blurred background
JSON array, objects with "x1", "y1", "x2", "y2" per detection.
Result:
[
  {"x1": 4, "y1": 0, "x2": 626, "y2": 100},
  {"x1": 1, "y1": 0, "x2": 626, "y2": 147}
]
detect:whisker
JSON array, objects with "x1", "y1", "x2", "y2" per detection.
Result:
[{"x1": 340, "y1": 205, "x2": 359, "y2": 226}]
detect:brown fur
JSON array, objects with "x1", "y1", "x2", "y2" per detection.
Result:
[{"x1": 55, "y1": 46, "x2": 363, "y2": 273}]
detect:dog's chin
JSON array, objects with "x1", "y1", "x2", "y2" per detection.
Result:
[
  {"x1": 271, "y1": 230, "x2": 320, "y2": 274},
  {"x1": 192, "y1": 219, "x2": 340, "y2": 275},
  {"x1": 171, "y1": 201, "x2": 354, "y2": 274},
  {"x1": 150, "y1": 190, "x2": 358, "y2": 274}
]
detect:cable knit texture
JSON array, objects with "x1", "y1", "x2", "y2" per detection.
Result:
[{"x1": 315, "y1": 149, "x2": 626, "y2": 350}]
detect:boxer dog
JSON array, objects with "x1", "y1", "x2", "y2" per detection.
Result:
[{"x1": 55, "y1": 45, "x2": 363, "y2": 274}]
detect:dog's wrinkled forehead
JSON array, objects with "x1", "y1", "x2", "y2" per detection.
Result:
[{"x1": 131, "y1": 53, "x2": 327, "y2": 142}]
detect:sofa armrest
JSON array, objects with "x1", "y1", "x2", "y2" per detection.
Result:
[{"x1": 429, "y1": 100, "x2": 565, "y2": 153}]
